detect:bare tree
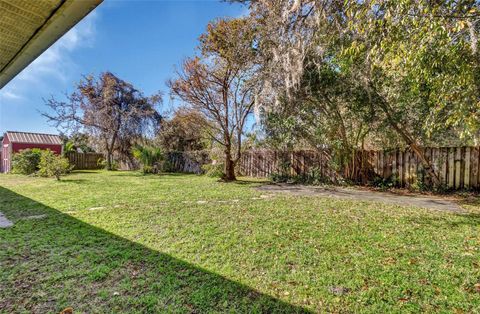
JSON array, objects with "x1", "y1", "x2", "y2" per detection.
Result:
[
  {"x1": 169, "y1": 57, "x2": 254, "y2": 181},
  {"x1": 155, "y1": 107, "x2": 210, "y2": 152},
  {"x1": 169, "y1": 18, "x2": 256, "y2": 181},
  {"x1": 43, "y1": 72, "x2": 161, "y2": 170}
]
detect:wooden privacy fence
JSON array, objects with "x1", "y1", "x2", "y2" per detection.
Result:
[
  {"x1": 66, "y1": 147, "x2": 480, "y2": 189},
  {"x1": 240, "y1": 150, "x2": 336, "y2": 180},
  {"x1": 66, "y1": 152, "x2": 104, "y2": 170},
  {"x1": 239, "y1": 147, "x2": 480, "y2": 190}
]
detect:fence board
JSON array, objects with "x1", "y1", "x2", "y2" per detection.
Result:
[
  {"x1": 471, "y1": 147, "x2": 479, "y2": 188},
  {"x1": 448, "y1": 148, "x2": 455, "y2": 188},
  {"x1": 392, "y1": 151, "x2": 397, "y2": 178},
  {"x1": 398, "y1": 151, "x2": 404, "y2": 186},
  {"x1": 66, "y1": 152, "x2": 104, "y2": 170},
  {"x1": 463, "y1": 147, "x2": 471, "y2": 188},
  {"x1": 440, "y1": 148, "x2": 447, "y2": 185},
  {"x1": 455, "y1": 147, "x2": 462, "y2": 189}
]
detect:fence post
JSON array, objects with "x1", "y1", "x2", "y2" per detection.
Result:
[
  {"x1": 465, "y1": 147, "x2": 471, "y2": 189},
  {"x1": 471, "y1": 147, "x2": 479, "y2": 188}
]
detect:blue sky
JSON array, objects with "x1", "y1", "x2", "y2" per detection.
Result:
[{"x1": 0, "y1": 0, "x2": 247, "y2": 135}]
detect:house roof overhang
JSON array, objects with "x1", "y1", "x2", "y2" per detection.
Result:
[{"x1": 0, "y1": 0, "x2": 103, "y2": 89}]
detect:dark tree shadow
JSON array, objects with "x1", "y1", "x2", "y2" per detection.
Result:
[
  {"x1": 457, "y1": 196, "x2": 480, "y2": 208},
  {"x1": 231, "y1": 179, "x2": 271, "y2": 186},
  {"x1": 59, "y1": 179, "x2": 89, "y2": 184},
  {"x1": 70, "y1": 170, "x2": 101, "y2": 174},
  {"x1": 160, "y1": 172, "x2": 199, "y2": 177},
  {"x1": 0, "y1": 187, "x2": 309, "y2": 313},
  {"x1": 106, "y1": 172, "x2": 199, "y2": 178}
]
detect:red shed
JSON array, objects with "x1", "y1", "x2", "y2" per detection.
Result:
[{"x1": 1, "y1": 131, "x2": 63, "y2": 173}]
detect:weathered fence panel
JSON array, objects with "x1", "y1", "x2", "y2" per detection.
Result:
[
  {"x1": 239, "y1": 147, "x2": 480, "y2": 190},
  {"x1": 165, "y1": 151, "x2": 210, "y2": 174},
  {"x1": 240, "y1": 150, "x2": 334, "y2": 179},
  {"x1": 66, "y1": 152, "x2": 104, "y2": 170}
]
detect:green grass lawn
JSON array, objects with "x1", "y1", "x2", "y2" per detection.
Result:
[{"x1": 1, "y1": 171, "x2": 479, "y2": 313}]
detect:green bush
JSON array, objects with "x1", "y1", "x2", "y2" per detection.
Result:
[
  {"x1": 270, "y1": 167, "x2": 332, "y2": 185},
  {"x1": 269, "y1": 172, "x2": 290, "y2": 183},
  {"x1": 132, "y1": 145, "x2": 163, "y2": 174},
  {"x1": 38, "y1": 150, "x2": 72, "y2": 180},
  {"x1": 11, "y1": 149, "x2": 42, "y2": 175},
  {"x1": 141, "y1": 165, "x2": 156, "y2": 174},
  {"x1": 371, "y1": 174, "x2": 400, "y2": 191},
  {"x1": 97, "y1": 158, "x2": 118, "y2": 171},
  {"x1": 202, "y1": 162, "x2": 224, "y2": 178}
]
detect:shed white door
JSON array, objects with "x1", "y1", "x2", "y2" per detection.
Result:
[{"x1": 2, "y1": 144, "x2": 8, "y2": 173}]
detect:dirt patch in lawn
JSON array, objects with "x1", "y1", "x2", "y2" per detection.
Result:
[{"x1": 257, "y1": 184, "x2": 464, "y2": 213}]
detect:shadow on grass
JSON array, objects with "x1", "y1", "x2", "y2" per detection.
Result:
[
  {"x1": 0, "y1": 186, "x2": 308, "y2": 313},
  {"x1": 60, "y1": 179, "x2": 89, "y2": 184},
  {"x1": 231, "y1": 179, "x2": 271, "y2": 186},
  {"x1": 106, "y1": 171, "x2": 199, "y2": 178},
  {"x1": 457, "y1": 196, "x2": 480, "y2": 208},
  {"x1": 71, "y1": 170, "x2": 102, "y2": 174},
  {"x1": 161, "y1": 172, "x2": 199, "y2": 177}
]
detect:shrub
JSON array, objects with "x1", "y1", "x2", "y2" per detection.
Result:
[
  {"x1": 371, "y1": 174, "x2": 399, "y2": 191},
  {"x1": 270, "y1": 167, "x2": 332, "y2": 185},
  {"x1": 269, "y1": 172, "x2": 290, "y2": 183},
  {"x1": 11, "y1": 149, "x2": 42, "y2": 175},
  {"x1": 141, "y1": 165, "x2": 155, "y2": 174},
  {"x1": 38, "y1": 150, "x2": 71, "y2": 180},
  {"x1": 97, "y1": 158, "x2": 118, "y2": 171},
  {"x1": 132, "y1": 145, "x2": 164, "y2": 174}
]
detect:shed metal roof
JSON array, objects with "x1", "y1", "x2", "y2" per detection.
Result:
[{"x1": 5, "y1": 131, "x2": 62, "y2": 145}]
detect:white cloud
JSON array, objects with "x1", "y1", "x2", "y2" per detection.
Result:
[
  {"x1": 0, "y1": 89, "x2": 23, "y2": 100},
  {"x1": 0, "y1": 10, "x2": 99, "y2": 99}
]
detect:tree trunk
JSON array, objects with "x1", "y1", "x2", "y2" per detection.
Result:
[
  {"x1": 106, "y1": 150, "x2": 113, "y2": 170},
  {"x1": 408, "y1": 142, "x2": 440, "y2": 186},
  {"x1": 378, "y1": 102, "x2": 441, "y2": 187},
  {"x1": 367, "y1": 83, "x2": 441, "y2": 187},
  {"x1": 389, "y1": 123, "x2": 440, "y2": 187},
  {"x1": 106, "y1": 131, "x2": 118, "y2": 171},
  {"x1": 224, "y1": 147, "x2": 236, "y2": 181}
]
